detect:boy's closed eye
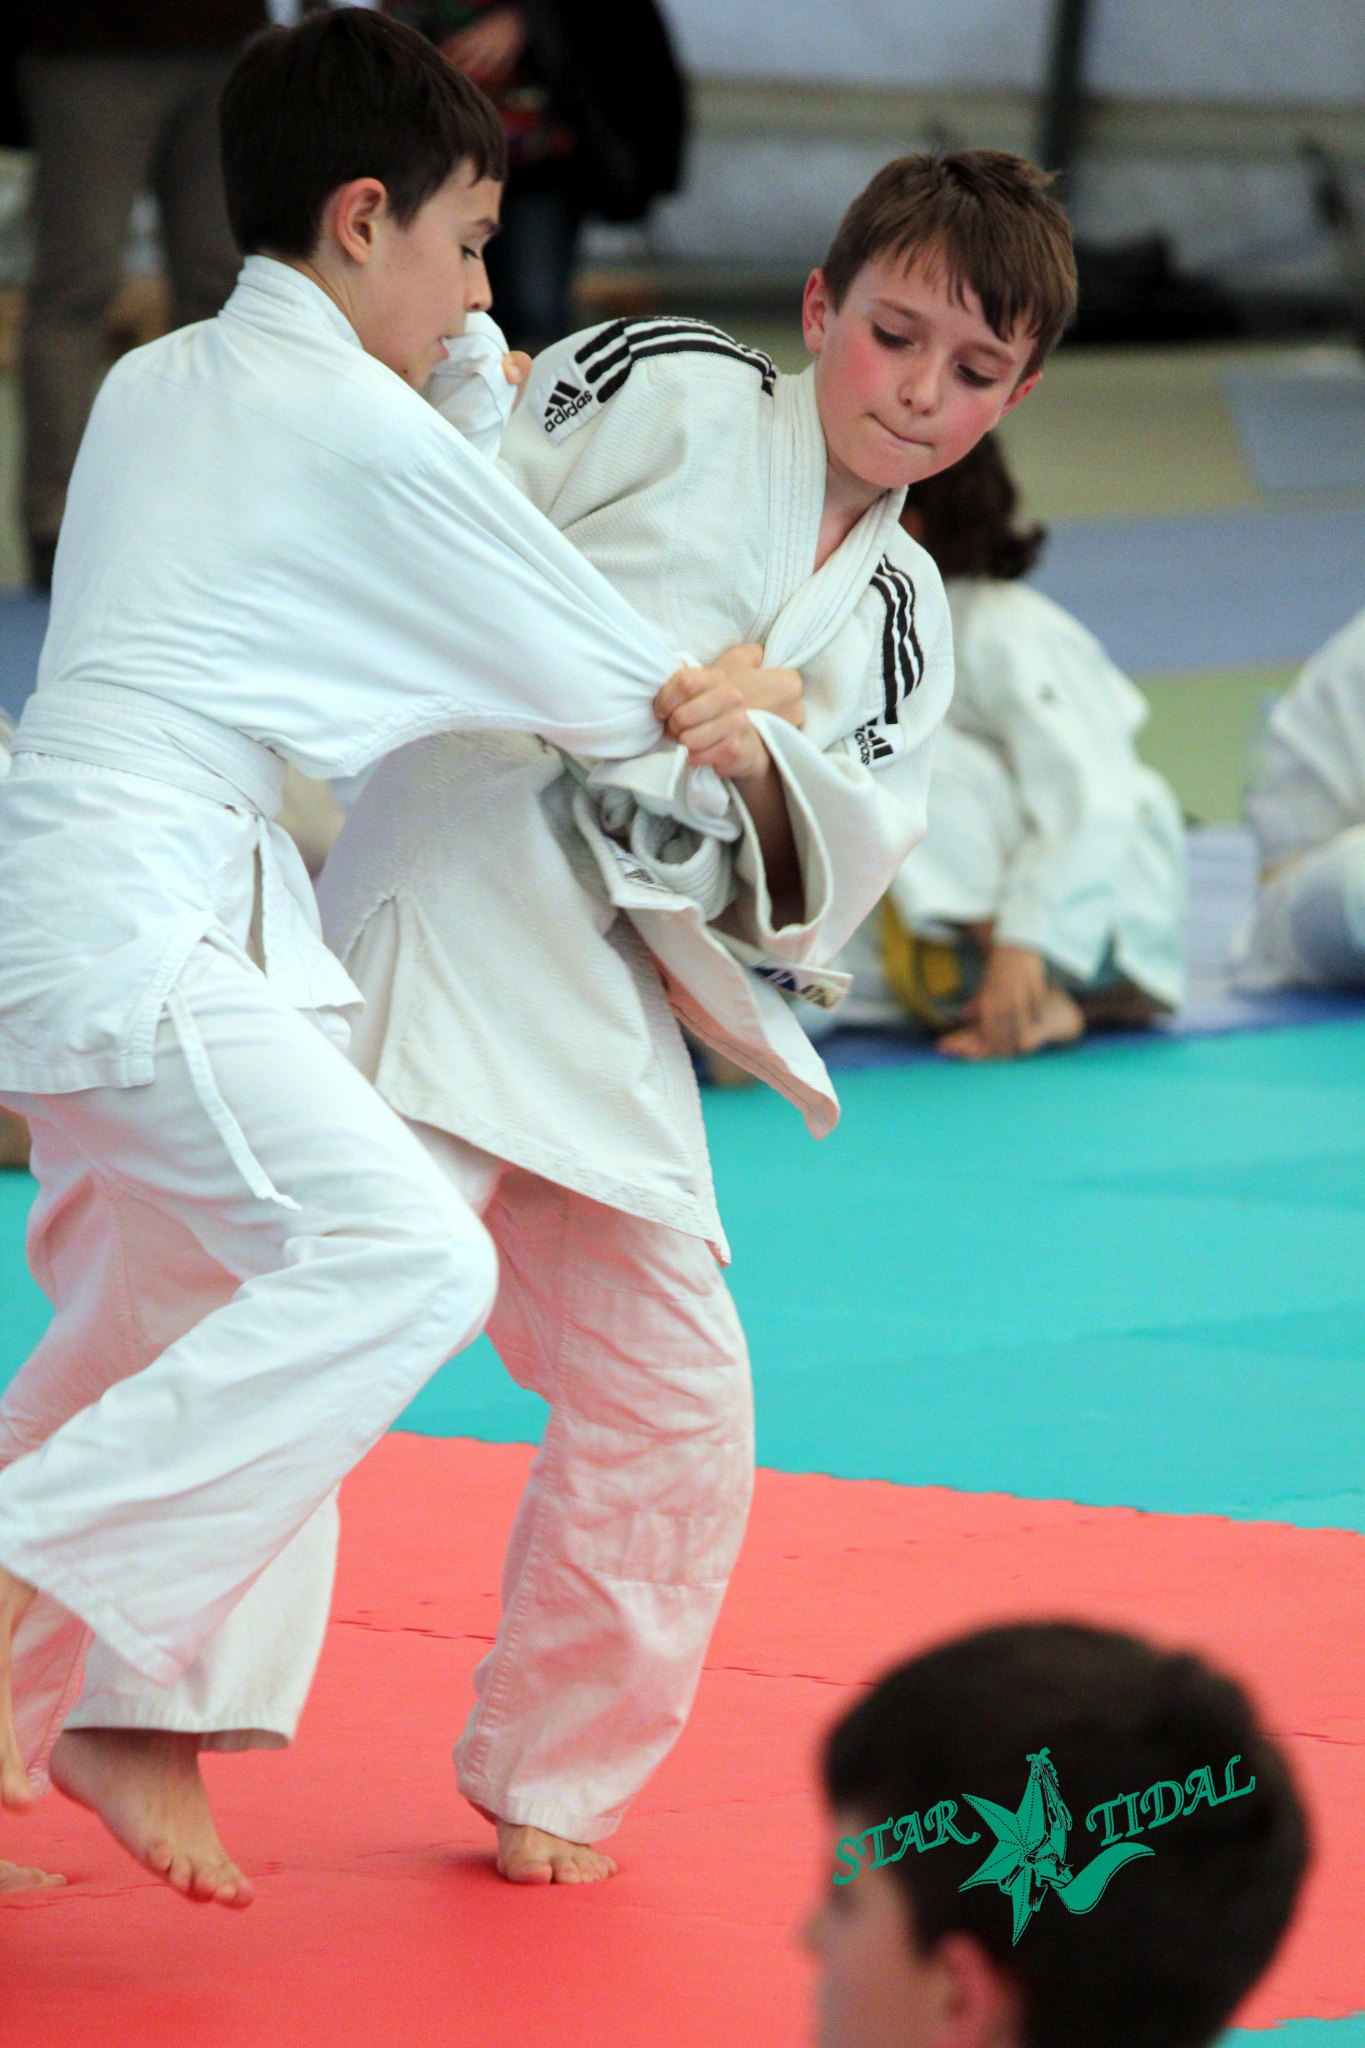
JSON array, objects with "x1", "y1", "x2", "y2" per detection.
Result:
[{"x1": 870, "y1": 325, "x2": 999, "y2": 388}]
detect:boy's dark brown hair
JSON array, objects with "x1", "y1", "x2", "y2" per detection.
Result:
[
  {"x1": 902, "y1": 432, "x2": 1047, "y2": 581},
  {"x1": 825, "y1": 1622, "x2": 1309, "y2": 2048},
  {"x1": 220, "y1": 7, "x2": 507, "y2": 260},
  {"x1": 822, "y1": 150, "x2": 1078, "y2": 379}
]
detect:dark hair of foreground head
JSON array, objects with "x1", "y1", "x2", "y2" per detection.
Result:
[{"x1": 824, "y1": 1620, "x2": 1309, "y2": 2048}]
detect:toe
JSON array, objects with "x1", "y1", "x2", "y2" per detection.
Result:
[
  {"x1": 144, "y1": 1839, "x2": 175, "y2": 1877},
  {"x1": 0, "y1": 1862, "x2": 65, "y2": 1892}
]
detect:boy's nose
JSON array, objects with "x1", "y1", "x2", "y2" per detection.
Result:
[
  {"x1": 466, "y1": 256, "x2": 493, "y2": 315},
  {"x1": 898, "y1": 356, "x2": 944, "y2": 414}
]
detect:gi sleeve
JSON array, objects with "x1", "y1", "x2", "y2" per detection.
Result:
[
  {"x1": 424, "y1": 312, "x2": 520, "y2": 458},
  {"x1": 724, "y1": 559, "x2": 956, "y2": 968}
]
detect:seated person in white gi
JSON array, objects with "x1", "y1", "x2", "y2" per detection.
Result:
[
  {"x1": 808, "y1": 1622, "x2": 1306, "y2": 2048},
  {"x1": 207, "y1": 154, "x2": 1073, "y2": 1888},
  {"x1": 1237, "y1": 605, "x2": 1365, "y2": 991},
  {"x1": 0, "y1": 10, "x2": 785, "y2": 1905},
  {"x1": 827, "y1": 434, "x2": 1185, "y2": 1059}
]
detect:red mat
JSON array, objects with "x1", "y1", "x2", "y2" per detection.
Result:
[{"x1": 1, "y1": 1434, "x2": 1360, "y2": 2046}]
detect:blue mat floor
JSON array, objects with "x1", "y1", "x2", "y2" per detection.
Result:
[{"x1": 1031, "y1": 506, "x2": 1365, "y2": 676}]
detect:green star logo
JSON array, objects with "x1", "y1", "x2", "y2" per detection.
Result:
[{"x1": 960, "y1": 1748, "x2": 1154, "y2": 1944}]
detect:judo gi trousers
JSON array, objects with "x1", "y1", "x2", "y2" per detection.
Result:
[
  {"x1": 1245, "y1": 825, "x2": 1365, "y2": 987},
  {"x1": 45, "y1": 1116, "x2": 758, "y2": 1843},
  {"x1": 0, "y1": 941, "x2": 498, "y2": 1785}
]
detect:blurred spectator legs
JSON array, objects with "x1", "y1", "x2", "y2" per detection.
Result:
[
  {"x1": 484, "y1": 179, "x2": 584, "y2": 353},
  {"x1": 19, "y1": 52, "x2": 242, "y2": 584}
]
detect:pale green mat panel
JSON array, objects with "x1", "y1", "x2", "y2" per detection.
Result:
[{"x1": 2, "y1": 1023, "x2": 1362, "y2": 1530}]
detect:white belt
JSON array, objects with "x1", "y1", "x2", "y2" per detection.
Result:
[
  {"x1": 18, "y1": 683, "x2": 302, "y2": 1210},
  {"x1": 13, "y1": 681, "x2": 287, "y2": 818}
]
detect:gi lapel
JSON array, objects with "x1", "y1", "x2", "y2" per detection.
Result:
[{"x1": 760, "y1": 365, "x2": 906, "y2": 674}]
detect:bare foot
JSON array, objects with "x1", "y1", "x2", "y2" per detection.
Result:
[
  {"x1": 0, "y1": 1566, "x2": 36, "y2": 1810},
  {"x1": 495, "y1": 1820, "x2": 618, "y2": 1885},
  {"x1": 939, "y1": 986, "x2": 1086, "y2": 1061},
  {"x1": 0, "y1": 1858, "x2": 64, "y2": 1893},
  {"x1": 49, "y1": 1730, "x2": 253, "y2": 1907}
]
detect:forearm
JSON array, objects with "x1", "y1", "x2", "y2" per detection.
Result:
[{"x1": 732, "y1": 750, "x2": 803, "y2": 927}]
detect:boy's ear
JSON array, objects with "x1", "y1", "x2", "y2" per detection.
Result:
[
  {"x1": 999, "y1": 368, "x2": 1042, "y2": 418},
  {"x1": 802, "y1": 268, "x2": 832, "y2": 355},
  {"x1": 925, "y1": 1931, "x2": 1024, "y2": 2048},
  {"x1": 327, "y1": 178, "x2": 391, "y2": 267}
]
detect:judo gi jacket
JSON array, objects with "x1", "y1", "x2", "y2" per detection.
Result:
[
  {"x1": 319, "y1": 317, "x2": 955, "y2": 1254},
  {"x1": 1246, "y1": 604, "x2": 1365, "y2": 871},
  {"x1": 893, "y1": 578, "x2": 1185, "y2": 1006},
  {"x1": 0, "y1": 260, "x2": 687, "y2": 1099}
]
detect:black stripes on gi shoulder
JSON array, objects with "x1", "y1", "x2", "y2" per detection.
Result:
[
  {"x1": 870, "y1": 556, "x2": 926, "y2": 725},
  {"x1": 573, "y1": 317, "x2": 778, "y2": 405}
]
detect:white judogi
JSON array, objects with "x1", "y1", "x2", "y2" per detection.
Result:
[
  {"x1": 883, "y1": 578, "x2": 1185, "y2": 1005},
  {"x1": 322, "y1": 320, "x2": 955, "y2": 1251},
  {"x1": 1237, "y1": 605, "x2": 1365, "y2": 988},
  {"x1": 263, "y1": 319, "x2": 948, "y2": 1839},
  {"x1": 0, "y1": 261, "x2": 693, "y2": 1782},
  {"x1": 121, "y1": 320, "x2": 954, "y2": 1841}
]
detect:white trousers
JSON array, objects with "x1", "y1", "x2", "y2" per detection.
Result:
[
  {"x1": 43, "y1": 1115, "x2": 757, "y2": 1842},
  {"x1": 0, "y1": 941, "x2": 497, "y2": 1786},
  {"x1": 1242, "y1": 826, "x2": 1365, "y2": 988}
]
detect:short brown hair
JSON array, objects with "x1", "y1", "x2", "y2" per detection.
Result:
[
  {"x1": 221, "y1": 8, "x2": 507, "y2": 259},
  {"x1": 822, "y1": 150, "x2": 1077, "y2": 379}
]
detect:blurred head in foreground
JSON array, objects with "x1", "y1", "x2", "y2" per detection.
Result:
[{"x1": 806, "y1": 1621, "x2": 1308, "y2": 2048}]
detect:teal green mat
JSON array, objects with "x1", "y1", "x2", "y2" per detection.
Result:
[
  {"x1": 1229, "y1": 2024, "x2": 1365, "y2": 2048},
  {"x1": 3, "y1": 1020, "x2": 1364, "y2": 1530}
]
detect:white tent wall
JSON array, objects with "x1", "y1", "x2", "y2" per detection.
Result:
[{"x1": 598, "y1": 0, "x2": 1365, "y2": 296}]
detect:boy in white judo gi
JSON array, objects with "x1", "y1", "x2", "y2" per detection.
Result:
[
  {"x1": 261, "y1": 153, "x2": 1071, "y2": 1886},
  {"x1": 0, "y1": 9, "x2": 785, "y2": 1904},
  {"x1": 830, "y1": 434, "x2": 1185, "y2": 1058},
  {"x1": 1237, "y1": 604, "x2": 1365, "y2": 990}
]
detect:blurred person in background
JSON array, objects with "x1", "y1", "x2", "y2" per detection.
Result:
[
  {"x1": 16, "y1": 0, "x2": 265, "y2": 590},
  {"x1": 389, "y1": 0, "x2": 685, "y2": 350},
  {"x1": 815, "y1": 434, "x2": 1186, "y2": 1061},
  {"x1": 1237, "y1": 606, "x2": 1365, "y2": 992}
]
